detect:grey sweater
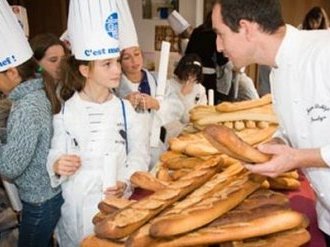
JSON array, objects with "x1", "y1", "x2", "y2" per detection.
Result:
[{"x1": 0, "y1": 78, "x2": 61, "y2": 203}]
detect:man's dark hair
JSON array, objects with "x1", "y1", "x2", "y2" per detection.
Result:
[{"x1": 214, "y1": 0, "x2": 285, "y2": 34}]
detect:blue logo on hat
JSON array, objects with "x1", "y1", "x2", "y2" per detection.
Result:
[{"x1": 105, "y1": 12, "x2": 119, "y2": 40}]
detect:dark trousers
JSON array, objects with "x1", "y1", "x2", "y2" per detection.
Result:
[
  {"x1": 18, "y1": 193, "x2": 63, "y2": 247},
  {"x1": 323, "y1": 231, "x2": 330, "y2": 247}
]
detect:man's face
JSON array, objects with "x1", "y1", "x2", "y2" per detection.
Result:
[{"x1": 212, "y1": 4, "x2": 253, "y2": 69}]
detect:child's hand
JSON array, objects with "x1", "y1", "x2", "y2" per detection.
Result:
[
  {"x1": 104, "y1": 181, "x2": 127, "y2": 198},
  {"x1": 53, "y1": 154, "x2": 81, "y2": 176},
  {"x1": 125, "y1": 92, "x2": 142, "y2": 109},
  {"x1": 181, "y1": 79, "x2": 195, "y2": 95},
  {"x1": 138, "y1": 94, "x2": 160, "y2": 110}
]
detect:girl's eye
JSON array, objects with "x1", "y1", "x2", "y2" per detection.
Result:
[
  {"x1": 49, "y1": 58, "x2": 58, "y2": 63},
  {"x1": 121, "y1": 56, "x2": 130, "y2": 60}
]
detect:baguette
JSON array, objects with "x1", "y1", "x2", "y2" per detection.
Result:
[
  {"x1": 223, "y1": 227, "x2": 310, "y2": 247},
  {"x1": 184, "y1": 141, "x2": 220, "y2": 157},
  {"x1": 235, "y1": 125, "x2": 277, "y2": 146},
  {"x1": 98, "y1": 198, "x2": 135, "y2": 214},
  {"x1": 156, "y1": 167, "x2": 173, "y2": 182},
  {"x1": 159, "y1": 151, "x2": 187, "y2": 163},
  {"x1": 149, "y1": 172, "x2": 262, "y2": 237},
  {"x1": 203, "y1": 125, "x2": 270, "y2": 163},
  {"x1": 93, "y1": 211, "x2": 110, "y2": 225},
  {"x1": 81, "y1": 235, "x2": 124, "y2": 247},
  {"x1": 216, "y1": 94, "x2": 272, "y2": 112},
  {"x1": 196, "y1": 104, "x2": 277, "y2": 126},
  {"x1": 165, "y1": 156, "x2": 204, "y2": 170},
  {"x1": 267, "y1": 177, "x2": 301, "y2": 190},
  {"x1": 130, "y1": 171, "x2": 169, "y2": 192},
  {"x1": 148, "y1": 205, "x2": 307, "y2": 246},
  {"x1": 95, "y1": 156, "x2": 222, "y2": 239},
  {"x1": 128, "y1": 189, "x2": 306, "y2": 247}
]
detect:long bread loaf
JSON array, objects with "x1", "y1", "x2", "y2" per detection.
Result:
[
  {"x1": 95, "y1": 156, "x2": 222, "y2": 239},
  {"x1": 203, "y1": 125, "x2": 270, "y2": 163}
]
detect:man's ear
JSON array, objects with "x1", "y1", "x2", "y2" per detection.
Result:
[
  {"x1": 239, "y1": 19, "x2": 256, "y2": 41},
  {"x1": 6, "y1": 67, "x2": 21, "y2": 84},
  {"x1": 78, "y1": 64, "x2": 90, "y2": 79}
]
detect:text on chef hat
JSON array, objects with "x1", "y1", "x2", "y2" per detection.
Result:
[
  {"x1": 0, "y1": 56, "x2": 17, "y2": 68},
  {"x1": 84, "y1": 47, "x2": 120, "y2": 57}
]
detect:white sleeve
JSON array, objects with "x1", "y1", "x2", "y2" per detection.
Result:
[
  {"x1": 157, "y1": 81, "x2": 185, "y2": 125},
  {"x1": 118, "y1": 101, "x2": 150, "y2": 182},
  {"x1": 46, "y1": 111, "x2": 68, "y2": 188}
]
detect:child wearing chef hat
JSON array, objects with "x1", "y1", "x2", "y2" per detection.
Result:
[
  {"x1": 0, "y1": 0, "x2": 63, "y2": 246},
  {"x1": 46, "y1": 0, "x2": 150, "y2": 245},
  {"x1": 167, "y1": 10, "x2": 193, "y2": 54},
  {"x1": 118, "y1": 42, "x2": 186, "y2": 169}
]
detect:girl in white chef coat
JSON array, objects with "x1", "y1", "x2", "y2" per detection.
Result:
[
  {"x1": 117, "y1": 45, "x2": 181, "y2": 169},
  {"x1": 169, "y1": 53, "x2": 207, "y2": 123},
  {"x1": 47, "y1": 54, "x2": 150, "y2": 246},
  {"x1": 46, "y1": 0, "x2": 150, "y2": 245}
]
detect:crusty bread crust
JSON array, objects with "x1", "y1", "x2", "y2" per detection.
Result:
[{"x1": 203, "y1": 125, "x2": 270, "y2": 163}]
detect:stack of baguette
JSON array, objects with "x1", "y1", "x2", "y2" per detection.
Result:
[
  {"x1": 80, "y1": 97, "x2": 308, "y2": 246},
  {"x1": 164, "y1": 122, "x2": 300, "y2": 190},
  {"x1": 189, "y1": 94, "x2": 277, "y2": 132},
  {"x1": 82, "y1": 186, "x2": 310, "y2": 247}
]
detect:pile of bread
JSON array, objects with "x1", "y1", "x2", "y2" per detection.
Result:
[
  {"x1": 81, "y1": 96, "x2": 309, "y2": 246},
  {"x1": 166, "y1": 95, "x2": 300, "y2": 190},
  {"x1": 189, "y1": 94, "x2": 277, "y2": 131}
]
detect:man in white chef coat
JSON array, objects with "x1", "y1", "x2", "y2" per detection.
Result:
[{"x1": 212, "y1": 0, "x2": 330, "y2": 244}]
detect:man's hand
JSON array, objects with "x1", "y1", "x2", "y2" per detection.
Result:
[{"x1": 244, "y1": 143, "x2": 298, "y2": 177}]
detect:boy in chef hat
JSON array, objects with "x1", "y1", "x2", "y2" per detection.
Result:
[
  {"x1": 117, "y1": 3, "x2": 185, "y2": 170},
  {"x1": 0, "y1": 0, "x2": 63, "y2": 246},
  {"x1": 46, "y1": 0, "x2": 150, "y2": 245}
]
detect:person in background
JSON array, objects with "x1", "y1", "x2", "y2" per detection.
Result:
[
  {"x1": 30, "y1": 33, "x2": 67, "y2": 81},
  {"x1": 212, "y1": 0, "x2": 330, "y2": 244},
  {"x1": 46, "y1": 1, "x2": 149, "y2": 246},
  {"x1": 185, "y1": 11, "x2": 228, "y2": 104},
  {"x1": 117, "y1": 45, "x2": 180, "y2": 169},
  {"x1": 169, "y1": 53, "x2": 207, "y2": 124},
  {"x1": 216, "y1": 61, "x2": 259, "y2": 101},
  {"x1": 0, "y1": 1, "x2": 63, "y2": 246},
  {"x1": 302, "y1": 6, "x2": 329, "y2": 30},
  {"x1": 167, "y1": 10, "x2": 193, "y2": 55}
]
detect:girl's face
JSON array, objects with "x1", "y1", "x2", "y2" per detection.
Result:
[
  {"x1": 0, "y1": 69, "x2": 21, "y2": 95},
  {"x1": 120, "y1": 46, "x2": 143, "y2": 75},
  {"x1": 39, "y1": 44, "x2": 65, "y2": 80},
  {"x1": 86, "y1": 58, "x2": 121, "y2": 89}
]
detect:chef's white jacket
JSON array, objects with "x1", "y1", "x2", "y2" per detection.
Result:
[{"x1": 271, "y1": 24, "x2": 330, "y2": 235}]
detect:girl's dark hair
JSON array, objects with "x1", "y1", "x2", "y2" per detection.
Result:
[
  {"x1": 302, "y1": 6, "x2": 329, "y2": 30},
  {"x1": 60, "y1": 55, "x2": 90, "y2": 101},
  {"x1": 30, "y1": 33, "x2": 67, "y2": 61},
  {"x1": 174, "y1": 53, "x2": 203, "y2": 83},
  {"x1": 16, "y1": 58, "x2": 61, "y2": 114}
]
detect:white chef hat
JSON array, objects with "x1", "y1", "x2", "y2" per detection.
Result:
[
  {"x1": 115, "y1": 0, "x2": 139, "y2": 50},
  {"x1": 11, "y1": 5, "x2": 29, "y2": 37},
  {"x1": 59, "y1": 30, "x2": 72, "y2": 51},
  {"x1": 167, "y1": 10, "x2": 190, "y2": 35},
  {"x1": 68, "y1": 0, "x2": 120, "y2": 61},
  {"x1": 0, "y1": 0, "x2": 33, "y2": 72}
]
